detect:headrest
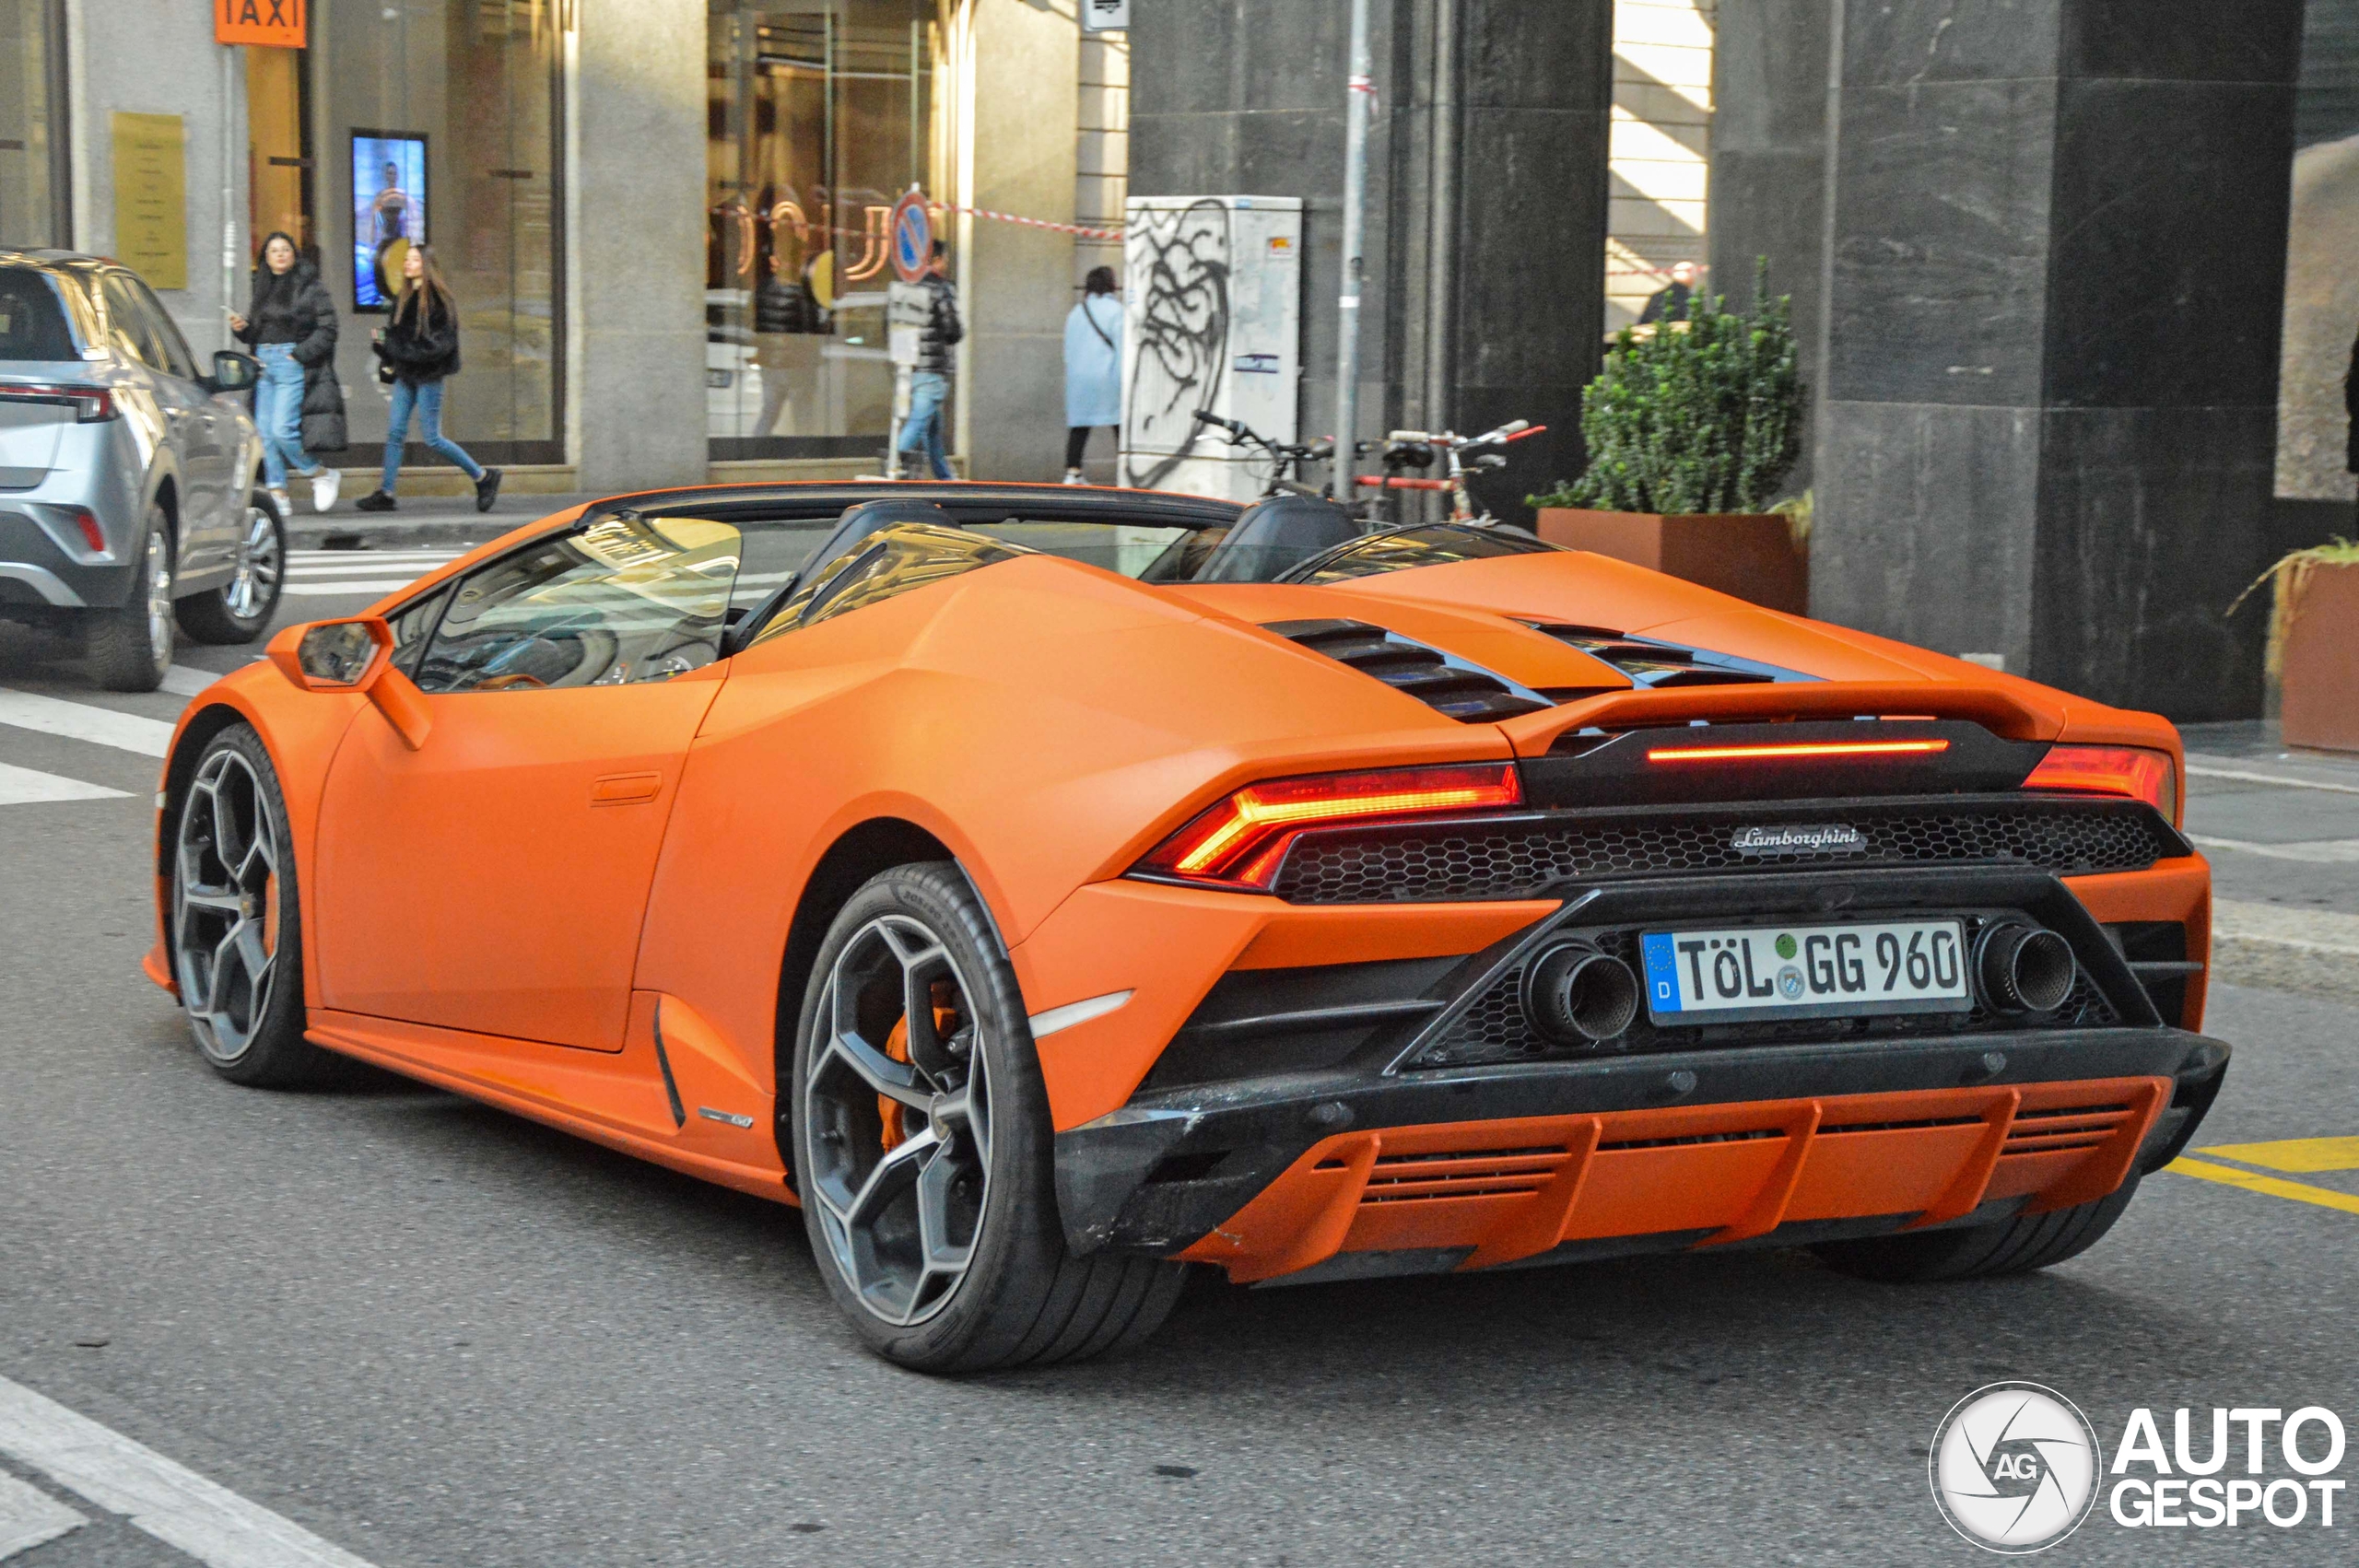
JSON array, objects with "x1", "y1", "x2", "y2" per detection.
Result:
[
  {"x1": 1191, "y1": 495, "x2": 1364, "y2": 583},
  {"x1": 796, "y1": 498, "x2": 961, "y2": 586}
]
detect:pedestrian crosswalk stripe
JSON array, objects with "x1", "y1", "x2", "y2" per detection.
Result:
[
  {"x1": 0, "y1": 1372, "x2": 379, "y2": 1568},
  {"x1": 283, "y1": 580, "x2": 428, "y2": 597},
  {"x1": 163, "y1": 664, "x2": 220, "y2": 697},
  {"x1": 0, "y1": 688, "x2": 173, "y2": 757},
  {"x1": 0, "y1": 760, "x2": 131, "y2": 804},
  {"x1": 0, "y1": 1469, "x2": 84, "y2": 1560}
]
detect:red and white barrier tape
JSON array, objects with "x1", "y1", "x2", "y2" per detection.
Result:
[{"x1": 935, "y1": 201, "x2": 1124, "y2": 240}]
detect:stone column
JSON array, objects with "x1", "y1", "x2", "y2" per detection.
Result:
[
  {"x1": 951, "y1": 0, "x2": 1080, "y2": 484},
  {"x1": 1805, "y1": 1, "x2": 2304, "y2": 719},
  {"x1": 571, "y1": 0, "x2": 707, "y2": 493},
  {"x1": 1128, "y1": 0, "x2": 1613, "y2": 517}
]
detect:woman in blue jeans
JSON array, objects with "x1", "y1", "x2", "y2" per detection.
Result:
[
  {"x1": 229, "y1": 232, "x2": 344, "y2": 515},
  {"x1": 355, "y1": 245, "x2": 501, "y2": 513}
]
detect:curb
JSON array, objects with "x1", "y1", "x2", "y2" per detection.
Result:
[
  {"x1": 2211, "y1": 899, "x2": 2359, "y2": 1010},
  {"x1": 288, "y1": 519, "x2": 516, "y2": 549}
]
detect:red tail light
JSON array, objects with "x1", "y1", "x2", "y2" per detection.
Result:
[
  {"x1": 1136, "y1": 762, "x2": 1523, "y2": 891},
  {"x1": 1647, "y1": 739, "x2": 1951, "y2": 764},
  {"x1": 65, "y1": 507, "x2": 105, "y2": 553},
  {"x1": 0, "y1": 382, "x2": 114, "y2": 422},
  {"x1": 2023, "y1": 744, "x2": 2178, "y2": 825}
]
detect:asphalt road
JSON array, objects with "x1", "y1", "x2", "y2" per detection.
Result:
[{"x1": 2, "y1": 538, "x2": 2356, "y2": 1565}]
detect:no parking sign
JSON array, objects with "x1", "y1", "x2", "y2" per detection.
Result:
[{"x1": 890, "y1": 190, "x2": 933, "y2": 285}]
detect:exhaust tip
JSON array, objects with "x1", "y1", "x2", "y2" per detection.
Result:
[
  {"x1": 1978, "y1": 924, "x2": 2077, "y2": 1014},
  {"x1": 1523, "y1": 943, "x2": 1640, "y2": 1045}
]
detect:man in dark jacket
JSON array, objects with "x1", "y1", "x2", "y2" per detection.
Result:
[
  {"x1": 896, "y1": 240, "x2": 963, "y2": 479},
  {"x1": 1637, "y1": 261, "x2": 1698, "y2": 327},
  {"x1": 229, "y1": 232, "x2": 345, "y2": 513}
]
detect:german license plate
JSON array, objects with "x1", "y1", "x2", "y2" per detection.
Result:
[{"x1": 1638, "y1": 919, "x2": 1971, "y2": 1024}]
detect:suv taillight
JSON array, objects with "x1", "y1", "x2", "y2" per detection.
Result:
[{"x1": 0, "y1": 382, "x2": 114, "y2": 422}]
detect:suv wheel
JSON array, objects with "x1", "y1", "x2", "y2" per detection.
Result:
[
  {"x1": 85, "y1": 505, "x2": 173, "y2": 691},
  {"x1": 178, "y1": 491, "x2": 286, "y2": 645}
]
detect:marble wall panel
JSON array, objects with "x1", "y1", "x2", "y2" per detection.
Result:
[
  {"x1": 2030, "y1": 404, "x2": 2274, "y2": 717},
  {"x1": 1840, "y1": 0, "x2": 2061, "y2": 88},
  {"x1": 1825, "y1": 78, "x2": 2059, "y2": 407},
  {"x1": 1811, "y1": 399, "x2": 2043, "y2": 670},
  {"x1": 2044, "y1": 78, "x2": 2295, "y2": 410},
  {"x1": 2058, "y1": 0, "x2": 2305, "y2": 85}
]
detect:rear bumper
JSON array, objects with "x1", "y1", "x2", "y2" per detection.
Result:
[{"x1": 1055, "y1": 1023, "x2": 2227, "y2": 1282}]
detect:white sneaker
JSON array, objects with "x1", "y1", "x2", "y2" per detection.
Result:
[
  {"x1": 267, "y1": 486, "x2": 292, "y2": 520},
  {"x1": 310, "y1": 468, "x2": 343, "y2": 513},
  {"x1": 1062, "y1": 468, "x2": 1086, "y2": 486}
]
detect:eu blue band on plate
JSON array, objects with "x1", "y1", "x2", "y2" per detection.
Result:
[{"x1": 1640, "y1": 931, "x2": 1682, "y2": 1010}]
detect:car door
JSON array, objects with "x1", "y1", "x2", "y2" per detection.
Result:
[
  {"x1": 99, "y1": 272, "x2": 226, "y2": 565},
  {"x1": 130, "y1": 275, "x2": 241, "y2": 556},
  {"x1": 311, "y1": 514, "x2": 748, "y2": 1053}
]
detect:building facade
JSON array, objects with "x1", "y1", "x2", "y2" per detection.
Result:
[{"x1": 14, "y1": 0, "x2": 1113, "y2": 495}]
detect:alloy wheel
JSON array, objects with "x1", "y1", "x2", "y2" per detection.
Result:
[
  {"x1": 804, "y1": 915, "x2": 993, "y2": 1328},
  {"x1": 173, "y1": 748, "x2": 280, "y2": 1063},
  {"x1": 225, "y1": 503, "x2": 282, "y2": 619}
]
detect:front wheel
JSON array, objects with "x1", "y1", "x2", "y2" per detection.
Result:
[
  {"x1": 177, "y1": 492, "x2": 285, "y2": 644},
  {"x1": 170, "y1": 723, "x2": 334, "y2": 1086},
  {"x1": 790, "y1": 862, "x2": 1185, "y2": 1372}
]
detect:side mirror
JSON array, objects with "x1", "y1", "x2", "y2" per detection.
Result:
[
  {"x1": 207, "y1": 350, "x2": 260, "y2": 394},
  {"x1": 264, "y1": 618, "x2": 433, "y2": 750}
]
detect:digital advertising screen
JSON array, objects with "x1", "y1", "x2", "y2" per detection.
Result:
[{"x1": 350, "y1": 130, "x2": 426, "y2": 311}]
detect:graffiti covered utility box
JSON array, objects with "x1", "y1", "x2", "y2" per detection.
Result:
[{"x1": 1121, "y1": 195, "x2": 1303, "y2": 501}]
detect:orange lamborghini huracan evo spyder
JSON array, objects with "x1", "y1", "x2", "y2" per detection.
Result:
[{"x1": 145, "y1": 485, "x2": 2227, "y2": 1371}]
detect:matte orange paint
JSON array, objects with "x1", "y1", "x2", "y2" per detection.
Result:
[{"x1": 142, "y1": 487, "x2": 2213, "y2": 1266}]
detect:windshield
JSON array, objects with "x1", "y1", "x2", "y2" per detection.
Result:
[{"x1": 0, "y1": 269, "x2": 78, "y2": 362}]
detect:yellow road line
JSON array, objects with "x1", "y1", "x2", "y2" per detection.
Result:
[
  {"x1": 2166, "y1": 1157, "x2": 2359, "y2": 1215},
  {"x1": 2195, "y1": 1136, "x2": 2359, "y2": 1173}
]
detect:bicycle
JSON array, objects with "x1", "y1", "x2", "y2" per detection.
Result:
[
  {"x1": 1191, "y1": 409, "x2": 1333, "y2": 500},
  {"x1": 1355, "y1": 419, "x2": 1548, "y2": 525}
]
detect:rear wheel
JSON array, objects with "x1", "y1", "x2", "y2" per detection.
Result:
[
  {"x1": 1810, "y1": 1177, "x2": 2142, "y2": 1283},
  {"x1": 177, "y1": 492, "x2": 285, "y2": 644},
  {"x1": 791, "y1": 862, "x2": 1186, "y2": 1372},
  {"x1": 84, "y1": 506, "x2": 173, "y2": 691},
  {"x1": 170, "y1": 724, "x2": 332, "y2": 1087}
]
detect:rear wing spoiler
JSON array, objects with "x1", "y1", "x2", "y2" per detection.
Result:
[{"x1": 1497, "y1": 680, "x2": 2070, "y2": 754}]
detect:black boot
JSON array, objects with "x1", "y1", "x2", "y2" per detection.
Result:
[
  {"x1": 475, "y1": 467, "x2": 504, "y2": 513},
  {"x1": 354, "y1": 490, "x2": 396, "y2": 513}
]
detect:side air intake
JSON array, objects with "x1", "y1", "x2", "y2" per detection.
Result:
[{"x1": 1264, "y1": 619, "x2": 1555, "y2": 723}]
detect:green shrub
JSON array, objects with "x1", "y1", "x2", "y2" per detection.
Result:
[{"x1": 1532, "y1": 259, "x2": 1804, "y2": 515}]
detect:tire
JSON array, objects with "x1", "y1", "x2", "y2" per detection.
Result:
[
  {"x1": 177, "y1": 492, "x2": 286, "y2": 645},
  {"x1": 169, "y1": 723, "x2": 334, "y2": 1087},
  {"x1": 790, "y1": 861, "x2": 1187, "y2": 1372},
  {"x1": 1810, "y1": 1176, "x2": 2142, "y2": 1283},
  {"x1": 84, "y1": 504, "x2": 173, "y2": 691}
]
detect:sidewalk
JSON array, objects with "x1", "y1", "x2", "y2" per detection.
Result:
[
  {"x1": 2179, "y1": 720, "x2": 2359, "y2": 1007},
  {"x1": 286, "y1": 490, "x2": 600, "y2": 550}
]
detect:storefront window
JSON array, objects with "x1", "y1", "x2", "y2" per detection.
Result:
[
  {"x1": 708, "y1": 0, "x2": 937, "y2": 460},
  {"x1": 316, "y1": 0, "x2": 566, "y2": 464},
  {"x1": 0, "y1": 0, "x2": 70, "y2": 250}
]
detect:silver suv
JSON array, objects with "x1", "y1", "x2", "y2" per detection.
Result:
[{"x1": 0, "y1": 251, "x2": 286, "y2": 690}]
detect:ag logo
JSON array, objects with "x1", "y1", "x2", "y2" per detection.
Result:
[{"x1": 1930, "y1": 1383, "x2": 2101, "y2": 1553}]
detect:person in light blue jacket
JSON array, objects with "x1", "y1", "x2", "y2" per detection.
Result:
[{"x1": 1062, "y1": 266, "x2": 1122, "y2": 483}]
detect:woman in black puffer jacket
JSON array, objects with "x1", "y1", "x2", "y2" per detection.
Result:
[
  {"x1": 229, "y1": 232, "x2": 346, "y2": 514},
  {"x1": 355, "y1": 244, "x2": 500, "y2": 513}
]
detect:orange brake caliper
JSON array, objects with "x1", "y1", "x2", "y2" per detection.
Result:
[{"x1": 876, "y1": 987, "x2": 961, "y2": 1153}]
